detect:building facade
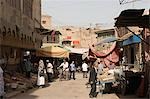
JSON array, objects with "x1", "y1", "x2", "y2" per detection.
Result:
[
  {"x1": 55, "y1": 26, "x2": 98, "y2": 48},
  {"x1": 95, "y1": 29, "x2": 116, "y2": 51},
  {"x1": 116, "y1": 27, "x2": 142, "y2": 66},
  {"x1": 0, "y1": 0, "x2": 42, "y2": 70},
  {"x1": 41, "y1": 15, "x2": 62, "y2": 47},
  {"x1": 41, "y1": 15, "x2": 52, "y2": 30}
]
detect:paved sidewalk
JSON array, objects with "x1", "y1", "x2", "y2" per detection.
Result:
[{"x1": 11, "y1": 73, "x2": 119, "y2": 99}]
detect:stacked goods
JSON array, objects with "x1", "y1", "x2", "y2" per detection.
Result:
[
  {"x1": 4, "y1": 71, "x2": 37, "y2": 93},
  {"x1": 98, "y1": 68, "x2": 115, "y2": 82},
  {"x1": 99, "y1": 72, "x2": 115, "y2": 82}
]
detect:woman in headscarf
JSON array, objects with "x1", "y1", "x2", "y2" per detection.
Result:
[{"x1": 37, "y1": 59, "x2": 45, "y2": 87}]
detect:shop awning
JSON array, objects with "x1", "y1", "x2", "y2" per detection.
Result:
[
  {"x1": 123, "y1": 35, "x2": 141, "y2": 46},
  {"x1": 90, "y1": 42, "x2": 117, "y2": 57},
  {"x1": 115, "y1": 9, "x2": 149, "y2": 28},
  {"x1": 64, "y1": 46, "x2": 89, "y2": 54},
  {"x1": 116, "y1": 27, "x2": 142, "y2": 41},
  {"x1": 95, "y1": 37, "x2": 117, "y2": 46},
  {"x1": 36, "y1": 46, "x2": 69, "y2": 58},
  {"x1": 89, "y1": 42, "x2": 119, "y2": 68}
]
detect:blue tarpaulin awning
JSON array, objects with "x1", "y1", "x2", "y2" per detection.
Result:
[
  {"x1": 96, "y1": 37, "x2": 117, "y2": 46},
  {"x1": 123, "y1": 35, "x2": 141, "y2": 46}
]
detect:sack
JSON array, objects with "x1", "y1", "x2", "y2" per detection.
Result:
[{"x1": 40, "y1": 70, "x2": 45, "y2": 77}]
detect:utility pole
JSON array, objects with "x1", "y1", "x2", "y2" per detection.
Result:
[
  {"x1": 89, "y1": 23, "x2": 92, "y2": 34},
  {"x1": 119, "y1": 0, "x2": 142, "y2": 5},
  {"x1": 89, "y1": 23, "x2": 92, "y2": 45},
  {"x1": 79, "y1": 27, "x2": 82, "y2": 47},
  {"x1": 132, "y1": 0, "x2": 135, "y2": 8}
]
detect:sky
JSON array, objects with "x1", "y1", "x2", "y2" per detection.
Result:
[{"x1": 42, "y1": 0, "x2": 150, "y2": 28}]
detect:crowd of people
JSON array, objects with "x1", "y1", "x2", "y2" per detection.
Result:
[
  {"x1": 35, "y1": 58, "x2": 106, "y2": 98},
  {"x1": 36, "y1": 58, "x2": 78, "y2": 87},
  {"x1": 0, "y1": 56, "x2": 105, "y2": 98},
  {"x1": 35, "y1": 58, "x2": 89, "y2": 84},
  {"x1": 21, "y1": 56, "x2": 108, "y2": 99},
  {"x1": 35, "y1": 58, "x2": 105, "y2": 98}
]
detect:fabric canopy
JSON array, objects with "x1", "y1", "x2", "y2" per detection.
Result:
[
  {"x1": 95, "y1": 37, "x2": 118, "y2": 46},
  {"x1": 89, "y1": 42, "x2": 119, "y2": 68},
  {"x1": 123, "y1": 35, "x2": 141, "y2": 46},
  {"x1": 90, "y1": 42, "x2": 117, "y2": 57},
  {"x1": 65, "y1": 46, "x2": 89, "y2": 54},
  {"x1": 36, "y1": 46, "x2": 69, "y2": 58}
]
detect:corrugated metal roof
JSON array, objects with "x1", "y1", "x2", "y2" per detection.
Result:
[
  {"x1": 117, "y1": 31, "x2": 141, "y2": 41},
  {"x1": 115, "y1": 9, "x2": 150, "y2": 28},
  {"x1": 95, "y1": 29, "x2": 114, "y2": 34}
]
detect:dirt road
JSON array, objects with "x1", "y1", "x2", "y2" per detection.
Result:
[{"x1": 11, "y1": 73, "x2": 119, "y2": 99}]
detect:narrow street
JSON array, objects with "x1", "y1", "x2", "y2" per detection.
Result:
[
  {"x1": 11, "y1": 73, "x2": 119, "y2": 99},
  {"x1": 0, "y1": 0, "x2": 149, "y2": 99}
]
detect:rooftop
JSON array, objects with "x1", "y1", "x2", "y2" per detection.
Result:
[{"x1": 95, "y1": 28, "x2": 115, "y2": 34}]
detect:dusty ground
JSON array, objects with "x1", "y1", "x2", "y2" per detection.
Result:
[{"x1": 11, "y1": 73, "x2": 119, "y2": 99}]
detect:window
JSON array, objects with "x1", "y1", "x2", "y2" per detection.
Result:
[
  {"x1": 47, "y1": 36, "x2": 49, "y2": 42},
  {"x1": 21, "y1": 34, "x2": 23, "y2": 40},
  {"x1": 27, "y1": 36, "x2": 29, "y2": 41},
  {"x1": 2, "y1": 26, "x2": 6, "y2": 37},
  {"x1": 6, "y1": 0, "x2": 21, "y2": 10},
  {"x1": 16, "y1": 0, "x2": 21, "y2": 10},
  {"x1": 30, "y1": 37, "x2": 32, "y2": 42},
  {"x1": 10, "y1": 48, "x2": 14, "y2": 58},
  {"x1": 23, "y1": 0, "x2": 33, "y2": 18},
  {"x1": 55, "y1": 35, "x2": 59, "y2": 43},
  {"x1": 12, "y1": 30, "x2": 15, "y2": 37},
  {"x1": 45, "y1": 35, "x2": 59, "y2": 43},
  {"x1": 7, "y1": 28, "x2": 11, "y2": 36},
  {"x1": 42, "y1": 21, "x2": 46, "y2": 24},
  {"x1": 15, "y1": 25, "x2": 20, "y2": 38},
  {"x1": 25, "y1": 35, "x2": 26, "y2": 41},
  {"x1": 0, "y1": 28, "x2": 1, "y2": 34},
  {"x1": 32, "y1": 32, "x2": 33, "y2": 36},
  {"x1": 66, "y1": 28, "x2": 71, "y2": 31}
]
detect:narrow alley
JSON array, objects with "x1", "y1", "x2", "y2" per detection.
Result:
[{"x1": 0, "y1": 0, "x2": 149, "y2": 99}]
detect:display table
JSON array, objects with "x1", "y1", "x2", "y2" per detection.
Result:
[{"x1": 97, "y1": 68, "x2": 116, "y2": 94}]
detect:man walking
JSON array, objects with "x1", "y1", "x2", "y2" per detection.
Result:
[
  {"x1": 59, "y1": 59, "x2": 69, "y2": 80},
  {"x1": 25, "y1": 58, "x2": 32, "y2": 78},
  {"x1": 82, "y1": 61, "x2": 88, "y2": 78},
  {"x1": 69, "y1": 61, "x2": 76, "y2": 80},
  {"x1": 97, "y1": 60, "x2": 104, "y2": 75},
  {"x1": 89, "y1": 64, "x2": 98, "y2": 98},
  {"x1": 46, "y1": 60, "x2": 53, "y2": 82}
]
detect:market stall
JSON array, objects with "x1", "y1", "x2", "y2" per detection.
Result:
[
  {"x1": 114, "y1": 9, "x2": 149, "y2": 97},
  {"x1": 64, "y1": 46, "x2": 89, "y2": 70},
  {"x1": 36, "y1": 46, "x2": 69, "y2": 58},
  {"x1": 87, "y1": 36, "x2": 122, "y2": 94},
  {"x1": 89, "y1": 42, "x2": 120, "y2": 68}
]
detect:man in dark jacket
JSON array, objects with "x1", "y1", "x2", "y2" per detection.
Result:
[
  {"x1": 25, "y1": 58, "x2": 32, "y2": 78},
  {"x1": 89, "y1": 64, "x2": 98, "y2": 98}
]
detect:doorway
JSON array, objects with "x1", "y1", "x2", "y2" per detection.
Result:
[{"x1": 130, "y1": 46, "x2": 134, "y2": 64}]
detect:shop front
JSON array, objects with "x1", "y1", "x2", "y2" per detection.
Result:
[{"x1": 122, "y1": 35, "x2": 142, "y2": 66}]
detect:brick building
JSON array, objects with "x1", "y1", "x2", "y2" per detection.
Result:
[{"x1": 0, "y1": 0, "x2": 42, "y2": 70}]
